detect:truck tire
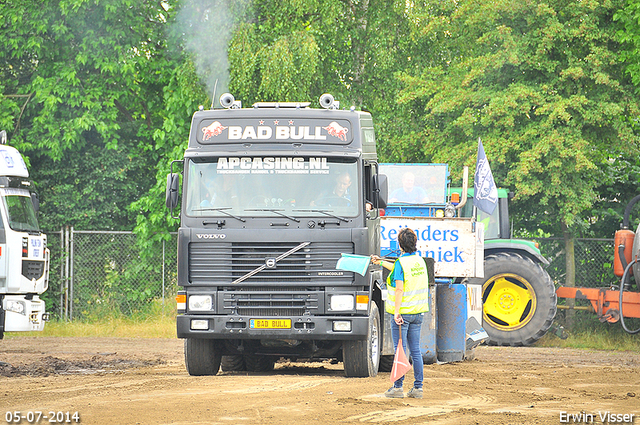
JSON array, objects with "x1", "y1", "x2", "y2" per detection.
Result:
[
  {"x1": 221, "y1": 355, "x2": 246, "y2": 372},
  {"x1": 343, "y1": 302, "x2": 381, "y2": 377},
  {"x1": 471, "y1": 252, "x2": 556, "y2": 346},
  {"x1": 244, "y1": 355, "x2": 276, "y2": 372},
  {"x1": 184, "y1": 338, "x2": 222, "y2": 376},
  {"x1": 378, "y1": 356, "x2": 393, "y2": 372}
]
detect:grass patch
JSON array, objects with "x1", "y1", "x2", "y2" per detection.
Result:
[
  {"x1": 7, "y1": 305, "x2": 640, "y2": 350},
  {"x1": 5, "y1": 300, "x2": 177, "y2": 339},
  {"x1": 536, "y1": 326, "x2": 640, "y2": 351},
  {"x1": 9, "y1": 315, "x2": 177, "y2": 339},
  {"x1": 535, "y1": 310, "x2": 640, "y2": 351}
]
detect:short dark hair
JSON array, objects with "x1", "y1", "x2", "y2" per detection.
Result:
[{"x1": 398, "y1": 228, "x2": 417, "y2": 253}]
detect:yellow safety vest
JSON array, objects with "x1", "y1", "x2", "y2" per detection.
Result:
[{"x1": 386, "y1": 254, "x2": 430, "y2": 314}]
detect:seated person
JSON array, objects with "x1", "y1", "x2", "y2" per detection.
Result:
[
  {"x1": 389, "y1": 172, "x2": 428, "y2": 203},
  {"x1": 200, "y1": 173, "x2": 239, "y2": 208},
  {"x1": 312, "y1": 172, "x2": 352, "y2": 207}
]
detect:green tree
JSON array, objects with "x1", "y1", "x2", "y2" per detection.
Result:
[
  {"x1": 397, "y1": 0, "x2": 640, "y2": 233},
  {"x1": 395, "y1": 0, "x2": 640, "y2": 299},
  {"x1": 131, "y1": 60, "x2": 208, "y2": 247},
  {"x1": 134, "y1": 0, "x2": 420, "y2": 245},
  {"x1": 0, "y1": 0, "x2": 173, "y2": 230}
]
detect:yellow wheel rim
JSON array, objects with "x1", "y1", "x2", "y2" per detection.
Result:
[{"x1": 483, "y1": 273, "x2": 537, "y2": 331}]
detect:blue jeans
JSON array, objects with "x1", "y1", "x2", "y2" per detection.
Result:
[{"x1": 391, "y1": 313, "x2": 424, "y2": 389}]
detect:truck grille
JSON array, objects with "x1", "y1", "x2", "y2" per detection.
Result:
[
  {"x1": 222, "y1": 289, "x2": 320, "y2": 316},
  {"x1": 188, "y1": 241, "x2": 354, "y2": 285},
  {"x1": 22, "y1": 260, "x2": 45, "y2": 281}
]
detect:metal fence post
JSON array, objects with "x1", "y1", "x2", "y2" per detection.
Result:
[
  {"x1": 64, "y1": 226, "x2": 70, "y2": 321},
  {"x1": 70, "y1": 226, "x2": 74, "y2": 320},
  {"x1": 162, "y1": 239, "x2": 166, "y2": 307},
  {"x1": 59, "y1": 227, "x2": 64, "y2": 320}
]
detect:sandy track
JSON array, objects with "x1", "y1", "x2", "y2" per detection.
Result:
[{"x1": 1, "y1": 337, "x2": 639, "y2": 425}]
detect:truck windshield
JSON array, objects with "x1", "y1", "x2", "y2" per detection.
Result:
[
  {"x1": 185, "y1": 157, "x2": 361, "y2": 218},
  {"x1": 1, "y1": 189, "x2": 40, "y2": 232}
]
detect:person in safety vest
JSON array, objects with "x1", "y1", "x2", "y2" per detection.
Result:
[{"x1": 371, "y1": 228, "x2": 430, "y2": 399}]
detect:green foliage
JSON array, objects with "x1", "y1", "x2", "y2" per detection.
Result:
[
  {"x1": 32, "y1": 135, "x2": 156, "y2": 230},
  {"x1": 0, "y1": 0, "x2": 173, "y2": 230},
  {"x1": 615, "y1": 0, "x2": 640, "y2": 90},
  {"x1": 396, "y1": 0, "x2": 640, "y2": 236},
  {"x1": 228, "y1": 3, "x2": 324, "y2": 103},
  {"x1": 131, "y1": 61, "x2": 207, "y2": 250}
]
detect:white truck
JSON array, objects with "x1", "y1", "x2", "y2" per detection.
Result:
[{"x1": 0, "y1": 130, "x2": 49, "y2": 339}]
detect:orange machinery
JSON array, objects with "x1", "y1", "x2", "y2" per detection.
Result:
[{"x1": 556, "y1": 195, "x2": 640, "y2": 334}]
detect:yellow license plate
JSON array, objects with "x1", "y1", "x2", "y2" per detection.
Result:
[{"x1": 250, "y1": 319, "x2": 291, "y2": 329}]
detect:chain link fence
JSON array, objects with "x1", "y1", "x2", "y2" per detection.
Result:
[
  {"x1": 533, "y1": 237, "x2": 640, "y2": 331},
  {"x1": 536, "y1": 238, "x2": 617, "y2": 288},
  {"x1": 40, "y1": 229, "x2": 618, "y2": 321},
  {"x1": 45, "y1": 228, "x2": 178, "y2": 321}
]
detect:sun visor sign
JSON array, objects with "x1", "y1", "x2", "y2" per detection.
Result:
[{"x1": 196, "y1": 118, "x2": 353, "y2": 145}]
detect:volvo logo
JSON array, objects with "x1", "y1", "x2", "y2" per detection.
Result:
[
  {"x1": 196, "y1": 233, "x2": 227, "y2": 239},
  {"x1": 265, "y1": 258, "x2": 276, "y2": 268}
]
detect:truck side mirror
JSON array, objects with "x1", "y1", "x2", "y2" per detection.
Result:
[
  {"x1": 30, "y1": 192, "x2": 40, "y2": 213},
  {"x1": 165, "y1": 173, "x2": 180, "y2": 210},
  {"x1": 373, "y1": 173, "x2": 388, "y2": 209}
]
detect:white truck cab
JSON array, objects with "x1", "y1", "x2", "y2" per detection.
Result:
[{"x1": 0, "y1": 130, "x2": 49, "y2": 338}]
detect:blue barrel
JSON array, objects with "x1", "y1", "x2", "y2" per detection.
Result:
[
  {"x1": 419, "y1": 285, "x2": 438, "y2": 364},
  {"x1": 436, "y1": 283, "x2": 467, "y2": 363}
]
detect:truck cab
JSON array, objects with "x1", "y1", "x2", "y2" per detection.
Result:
[{"x1": 167, "y1": 94, "x2": 388, "y2": 377}]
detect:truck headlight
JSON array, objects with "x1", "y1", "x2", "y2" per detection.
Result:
[
  {"x1": 188, "y1": 295, "x2": 213, "y2": 311},
  {"x1": 329, "y1": 294, "x2": 354, "y2": 311},
  {"x1": 5, "y1": 300, "x2": 26, "y2": 315}
]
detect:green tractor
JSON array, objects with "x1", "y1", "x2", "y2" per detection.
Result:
[{"x1": 452, "y1": 188, "x2": 557, "y2": 346}]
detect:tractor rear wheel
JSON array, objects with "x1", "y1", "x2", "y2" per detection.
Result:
[{"x1": 471, "y1": 252, "x2": 556, "y2": 346}]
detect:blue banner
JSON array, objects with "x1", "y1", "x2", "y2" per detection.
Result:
[{"x1": 473, "y1": 138, "x2": 498, "y2": 215}]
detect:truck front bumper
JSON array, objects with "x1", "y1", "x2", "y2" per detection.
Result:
[
  {"x1": 2, "y1": 295, "x2": 47, "y2": 332},
  {"x1": 177, "y1": 314, "x2": 370, "y2": 340}
]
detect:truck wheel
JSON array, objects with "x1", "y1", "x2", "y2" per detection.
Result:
[
  {"x1": 378, "y1": 355, "x2": 393, "y2": 372},
  {"x1": 472, "y1": 252, "x2": 556, "y2": 346},
  {"x1": 221, "y1": 355, "x2": 246, "y2": 372},
  {"x1": 184, "y1": 338, "x2": 222, "y2": 376},
  {"x1": 343, "y1": 302, "x2": 381, "y2": 377},
  {"x1": 244, "y1": 355, "x2": 276, "y2": 372}
]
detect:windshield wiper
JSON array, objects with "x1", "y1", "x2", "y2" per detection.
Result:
[
  {"x1": 245, "y1": 208, "x2": 300, "y2": 223},
  {"x1": 194, "y1": 207, "x2": 246, "y2": 223},
  {"x1": 293, "y1": 209, "x2": 349, "y2": 222}
]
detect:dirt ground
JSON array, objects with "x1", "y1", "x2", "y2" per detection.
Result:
[{"x1": 0, "y1": 337, "x2": 639, "y2": 425}]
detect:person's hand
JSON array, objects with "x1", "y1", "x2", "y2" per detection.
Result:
[
  {"x1": 370, "y1": 255, "x2": 382, "y2": 265},
  {"x1": 394, "y1": 313, "x2": 404, "y2": 325}
]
